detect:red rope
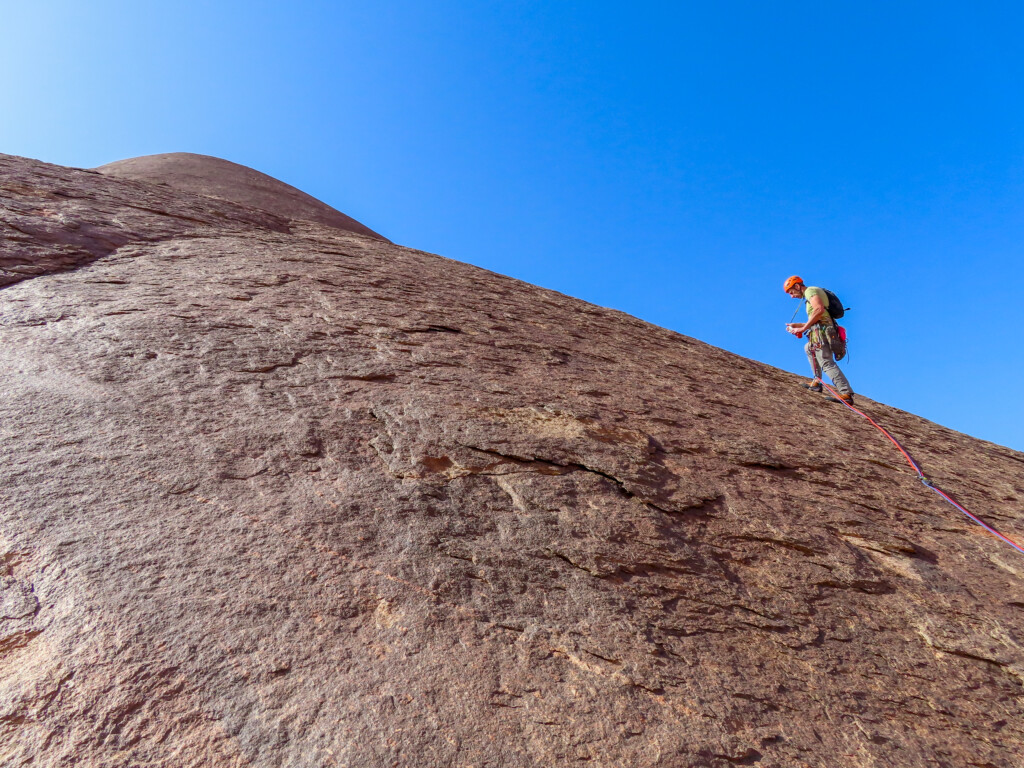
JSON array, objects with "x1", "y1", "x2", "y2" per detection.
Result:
[{"x1": 817, "y1": 381, "x2": 1024, "y2": 557}]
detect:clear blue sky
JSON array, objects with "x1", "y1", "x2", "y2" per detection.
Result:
[{"x1": 3, "y1": 1, "x2": 1022, "y2": 451}]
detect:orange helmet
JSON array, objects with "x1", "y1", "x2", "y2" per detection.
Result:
[{"x1": 783, "y1": 275, "x2": 803, "y2": 293}]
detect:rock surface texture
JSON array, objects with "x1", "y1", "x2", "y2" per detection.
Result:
[{"x1": 1, "y1": 152, "x2": 1023, "y2": 768}]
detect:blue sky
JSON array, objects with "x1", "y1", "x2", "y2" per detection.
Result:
[{"x1": 2, "y1": 1, "x2": 1022, "y2": 451}]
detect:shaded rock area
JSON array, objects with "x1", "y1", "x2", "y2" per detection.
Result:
[
  {"x1": 0, "y1": 155, "x2": 292, "y2": 291},
  {"x1": 1, "y1": 152, "x2": 1023, "y2": 767},
  {"x1": 97, "y1": 152, "x2": 388, "y2": 241}
]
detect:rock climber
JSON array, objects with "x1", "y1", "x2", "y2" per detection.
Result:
[{"x1": 783, "y1": 275, "x2": 854, "y2": 404}]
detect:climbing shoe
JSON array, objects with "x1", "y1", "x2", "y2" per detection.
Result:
[
  {"x1": 825, "y1": 393, "x2": 855, "y2": 405},
  {"x1": 802, "y1": 381, "x2": 822, "y2": 393}
]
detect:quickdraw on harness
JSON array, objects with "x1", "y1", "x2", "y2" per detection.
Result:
[{"x1": 818, "y1": 381, "x2": 1024, "y2": 557}]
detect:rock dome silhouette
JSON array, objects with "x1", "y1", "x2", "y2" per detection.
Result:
[{"x1": 97, "y1": 152, "x2": 388, "y2": 241}]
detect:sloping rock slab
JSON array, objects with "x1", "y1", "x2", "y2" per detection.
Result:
[{"x1": 1, "y1": 154, "x2": 1023, "y2": 767}]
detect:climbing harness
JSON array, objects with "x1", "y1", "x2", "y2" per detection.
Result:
[
  {"x1": 788, "y1": 294, "x2": 850, "y2": 360},
  {"x1": 818, "y1": 380, "x2": 1024, "y2": 557}
]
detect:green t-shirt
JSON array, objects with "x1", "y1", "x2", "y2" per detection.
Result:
[{"x1": 803, "y1": 286, "x2": 832, "y2": 326}]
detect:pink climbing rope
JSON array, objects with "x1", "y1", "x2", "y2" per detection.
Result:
[{"x1": 818, "y1": 381, "x2": 1024, "y2": 557}]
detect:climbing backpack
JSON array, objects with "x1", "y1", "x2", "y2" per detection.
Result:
[{"x1": 822, "y1": 288, "x2": 846, "y2": 319}]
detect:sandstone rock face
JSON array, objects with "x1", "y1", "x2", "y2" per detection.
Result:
[
  {"x1": 1, "y1": 152, "x2": 1022, "y2": 767},
  {"x1": 97, "y1": 152, "x2": 388, "y2": 241}
]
